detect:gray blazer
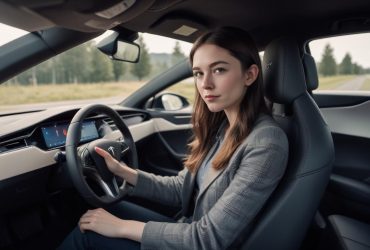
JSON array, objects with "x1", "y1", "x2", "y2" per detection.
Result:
[{"x1": 131, "y1": 114, "x2": 289, "y2": 250}]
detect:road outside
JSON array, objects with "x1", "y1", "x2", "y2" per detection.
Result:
[{"x1": 334, "y1": 75, "x2": 367, "y2": 90}]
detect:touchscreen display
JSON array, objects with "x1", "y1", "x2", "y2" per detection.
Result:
[{"x1": 41, "y1": 120, "x2": 99, "y2": 148}]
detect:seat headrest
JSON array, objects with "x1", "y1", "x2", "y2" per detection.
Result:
[
  {"x1": 262, "y1": 37, "x2": 306, "y2": 104},
  {"x1": 302, "y1": 53, "x2": 319, "y2": 91}
]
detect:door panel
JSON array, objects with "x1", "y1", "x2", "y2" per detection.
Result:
[
  {"x1": 130, "y1": 110, "x2": 192, "y2": 217},
  {"x1": 314, "y1": 92, "x2": 370, "y2": 222},
  {"x1": 137, "y1": 110, "x2": 192, "y2": 176}
]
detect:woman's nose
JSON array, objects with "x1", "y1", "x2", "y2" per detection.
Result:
[{"x1": 201, "y1": 73, "x2": 214, "y2": 89}]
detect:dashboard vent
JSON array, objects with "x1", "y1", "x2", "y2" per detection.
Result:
[{"x1": 0, "y1": 139, "x2": 27, "y2": 153}]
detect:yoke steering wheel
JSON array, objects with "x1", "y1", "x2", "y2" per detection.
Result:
[{"x1": 65, "y1": 104, "x2": 138, "y2": 207}]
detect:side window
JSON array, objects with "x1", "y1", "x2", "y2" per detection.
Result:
[
  {"x1": 309, "y1": 33, "x2": 370, "y2": 92},
  {"x1": 165, "y1": 77, "x2": 195, "y2": 105},
  {"x1": 147, "y1": 77, "x2": 195, "y2": 111}
]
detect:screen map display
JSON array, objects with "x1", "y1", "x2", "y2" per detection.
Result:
[{"x1": 41, "y1": 120, "x2": 99, "y2": 148}]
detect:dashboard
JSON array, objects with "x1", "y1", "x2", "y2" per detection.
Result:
[
  {"x1": 41, "y1": 120, "x2": 99, "y2": 149},
  {"x1": 0, "y1": 105, "x2": 149, "y2": 214},
  {"x1": 0, "y1": 106, "x2": 149, "y2": 153}
]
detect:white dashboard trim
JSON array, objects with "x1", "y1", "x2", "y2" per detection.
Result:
[
  {"x1": 0, "y1": 118, "x2": 192, "y2": 181},
  {"x1": 0, "y1": 147, "x2": 58, "y2": 181},
  {"x1": 152, "y1": 118, "x2": 192, "y2": 132}
]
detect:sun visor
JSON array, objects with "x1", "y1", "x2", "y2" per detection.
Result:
[
  {"x1": 0, "y1": 0, "x2": 156, "y2": 32},
  {"x1": 149, "y1": 14, "x2": 208, "y2": 42}
]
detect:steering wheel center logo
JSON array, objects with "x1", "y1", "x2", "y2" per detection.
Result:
[{"x1": 108, "y1": 146, "x2": 115, "y2": 157}]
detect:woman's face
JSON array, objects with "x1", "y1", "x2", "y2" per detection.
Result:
[{"x1": 192, "y1": 44, "x2": 255, "y2": 122}]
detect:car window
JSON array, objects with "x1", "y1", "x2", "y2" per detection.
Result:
[
  {"x1": 0, "y1": 28, "x2": 191, "y2": 114},
  {"x1": 309, "y1": 33, "x2": 370, "y2": 92},
  {"x1": 163, "y1": 77, "x2": 195, "y2": 105}
]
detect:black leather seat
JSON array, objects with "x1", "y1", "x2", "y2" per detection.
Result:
[
  {"x1": 325, "y1": 215, "x2": 370, "y2": 250},
  {"x1": 301, "y1": 53, "x2": 370, "y2": 250},
  {"x1": 239, "y1": 38, "x2": 335, "y2": 250}
]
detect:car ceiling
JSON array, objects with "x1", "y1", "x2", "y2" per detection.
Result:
[{"x1": 0, "y1": 0, "x2": 370, "y2": 48}]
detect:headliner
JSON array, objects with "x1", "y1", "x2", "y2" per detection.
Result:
[{"x1": 0, "y1": 0, "x2": 370, "y2": 48}]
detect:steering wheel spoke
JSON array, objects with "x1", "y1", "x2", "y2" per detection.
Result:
[
  {"x1": 119, "y1": 140, "x2": 130, "y2": 156},
  {"x1": 91, "y1": 173, "x2": 119, "y2": 198}
]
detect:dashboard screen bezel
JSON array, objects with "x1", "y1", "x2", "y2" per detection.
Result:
[{"x1": 41, "y1": 119, "x2": 99, "y2": 149}]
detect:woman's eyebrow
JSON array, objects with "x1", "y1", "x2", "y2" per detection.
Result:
[
  {"x1": 209, "y1": 61, "x2": 229, "y2": 68},
  {"x1": 192, "y1": 61, "x2": 229, "y2": 71}
]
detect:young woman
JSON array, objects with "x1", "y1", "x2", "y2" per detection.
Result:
[{"x1": 59, "y1": 27, "x2": 289, "y2": 250}]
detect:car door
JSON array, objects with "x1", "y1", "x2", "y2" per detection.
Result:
[
  {"x1": 138, "y1": 90, "x2": 193, "y2": 176},
  {"x1": 122, "y1": 60, "x2": 194, "y2": 177},
  {"x1": 309, "y1": 34, "x2": 370, "y2": 223},
  {"x1": 121, "y1": 61, "x2": 193, "y2": 215}
]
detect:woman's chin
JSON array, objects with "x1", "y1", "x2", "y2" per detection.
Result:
[{"x1": 206, "y1": 104, "x2": 223, "y2": 113}]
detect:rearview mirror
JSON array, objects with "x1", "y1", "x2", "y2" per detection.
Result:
[{"x1": 96, "y1": 31, "x2": 140, "y2": 63}]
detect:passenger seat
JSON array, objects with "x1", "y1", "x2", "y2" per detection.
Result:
[{"x1": 302, "y1": 53, "x2": 370, "y2": 250}]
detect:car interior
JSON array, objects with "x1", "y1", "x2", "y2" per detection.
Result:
[{"x1": 0, "y1": 0, "x2": 370, "y2": 249}]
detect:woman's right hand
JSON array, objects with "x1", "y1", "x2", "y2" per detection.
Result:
[
  {"x1": 95, "y1": 146, "x2": 125, "y2": 176},
  {"x1": 94, "y1": 146, "x2": 138, "y2": 186}
]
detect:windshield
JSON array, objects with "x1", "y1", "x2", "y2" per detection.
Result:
[
  {"x1": 0, "y1": 26, "x2": 192, "y2": 115},
  {"x1": 0, "y1": 23, "x2": 28, "y2": 47}
]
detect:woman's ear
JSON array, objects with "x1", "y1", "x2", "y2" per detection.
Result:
[{"x1": 244, "y1": 64, "x2": 259, "y2": 87}]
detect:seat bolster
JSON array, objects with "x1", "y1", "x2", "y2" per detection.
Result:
[{"x1": 329, "y1": 215, "x2": 370, "y2": 250}]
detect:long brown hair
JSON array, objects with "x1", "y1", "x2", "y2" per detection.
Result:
[{"x1": 184, "y1": 27, "x2": 269, "y2": 173}]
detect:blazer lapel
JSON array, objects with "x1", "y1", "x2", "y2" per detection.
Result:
[
  {"x1": 183, "y1": 119, "x2": 229, "y2": 215},
  {"x1": 197, "y1": 165, "x2": 226, "y2": 199},
  {"x1": 181, "y1": 169, "x2": 197, "y2": 217}
]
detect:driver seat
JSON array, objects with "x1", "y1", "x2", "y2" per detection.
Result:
[{"x1": 239, "y1": 37, "x2": 335, "y2": 250}]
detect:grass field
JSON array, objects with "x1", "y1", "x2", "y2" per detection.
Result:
[
  {"x1": 0, "y1": 81, "x2": 145, "y2": 106},
  {"x1": 360, "y1": 78, "x2": 370, "y2": 91},
  {"x1": 317, "y1": 75, "x2": 357, "y2": 90}
]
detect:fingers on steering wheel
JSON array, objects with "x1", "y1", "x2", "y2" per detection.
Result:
[{"x1": 95, "y1": 146, "x2": 111, "y2": 159}]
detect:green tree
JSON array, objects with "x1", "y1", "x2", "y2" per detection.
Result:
[
  {"x1": 339, "y1": 53, "x2": 353, "y2": 75},
  {"x1": 131, "y1": 36, "x2": 151, "y2": 80},
  {"x1": 112, "y1": 60, "x2": 127, "y2": 81},
  {"x1": 319, "y1": 44, "x2": 337, "y2": 76},
  {"x1": 353, "y1": 63, "x2": 364, "y2": 74},
  {"x1": 56, "y1": 43, "x2": 91, "y2": 83},
  {"x1": 89, "y1": 47, "x2": 114, "y2": 82},
  {"x1": 171, "y1": 41, "x2": 185, "y2": 66}
]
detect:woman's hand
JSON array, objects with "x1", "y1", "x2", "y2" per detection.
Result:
[
  {"x1": 94, "y1": 146, "x2": 138, "y2": 186},
  {"x1": 79, "y1": 208, "x2": 145, "y2": 242},
  {"x1": 79, "y1": 208, "x2": 126, "y2": 237},
  {"x1": 95, "y1": 146, "x2": 125, "y2": 176}
]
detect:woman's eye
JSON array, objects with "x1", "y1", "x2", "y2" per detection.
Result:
[
  {"x1": 193, "y1": 71, "x2": 202, "y2": 78},
  {"x1": 214, "y1": 68, "x2": 226, "y2": 74}
]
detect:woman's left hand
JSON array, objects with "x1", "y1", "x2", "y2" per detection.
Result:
[{"x1": 79, "y1": 208, "x2": 126, "y2": 238}]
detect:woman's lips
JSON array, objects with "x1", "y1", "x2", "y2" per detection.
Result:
[{"x1": 204, "y1": 95, "x2": 220, "y2": 101}]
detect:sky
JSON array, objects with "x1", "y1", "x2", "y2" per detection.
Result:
[{"x1": 1, "y1": 23, "x2": 370, "y2": 67}]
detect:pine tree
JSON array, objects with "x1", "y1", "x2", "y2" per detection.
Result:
[
  {"x1": 171, "y1": 41, "x2": 185, "y2": 66},
  {"x1": 353, "y1": 63, "x2": 364, "y2": 74},
  {"x1": 319, "y1": 44, "x2": 337, "y2": 76},
  {"x1": 339, "y1": 53, "x2": 353, "y2": 75},
  {"x1": 131, "y1": 36, "x2": 151, "y2": 81}
]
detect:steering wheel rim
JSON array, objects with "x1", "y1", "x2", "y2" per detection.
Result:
[{"x1": 65, "y1": 103, "x2": 138, "y2": 207}]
